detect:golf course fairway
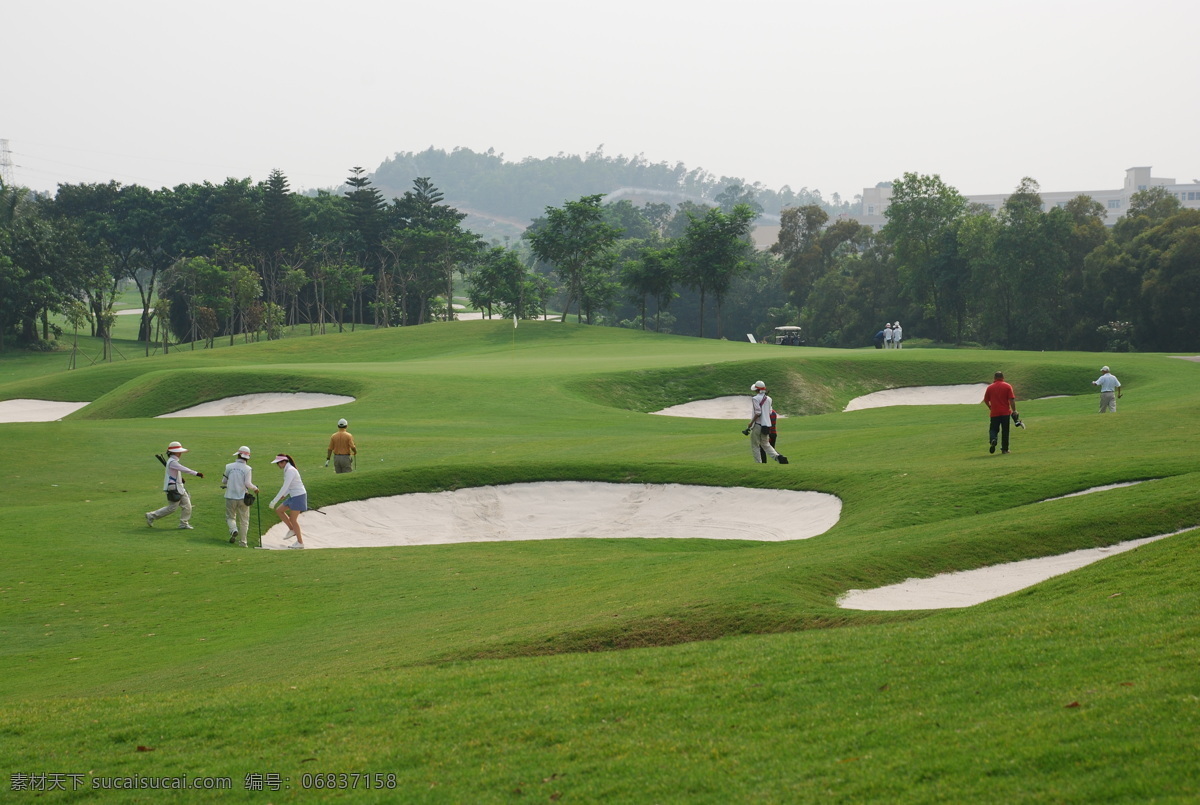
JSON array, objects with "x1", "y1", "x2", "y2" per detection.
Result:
[{"x1": 2, "y1": 319, "x2": 1197, "y2": 803}]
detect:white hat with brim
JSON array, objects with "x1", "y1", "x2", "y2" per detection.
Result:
[
  {"x1": 270, "y1": 455, "x2": 288, "y2": 464},
  {"x1": 167, "y1": 441, "x2": 188, "y2": 453},
  {"x1": 233, "y1": 446, "x2": 251, "y2": 458}
]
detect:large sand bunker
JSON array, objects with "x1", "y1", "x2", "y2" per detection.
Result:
[
  {"x1": 157, "y1": 393, "x2": 354, "y2": 418},
  {"x1": 844, "y1": 384, "x2": 987, "y2": 411},
  {"x1": 261, "y1": 481, "x2": 843, "y2": 550},
  {"x1": 0, "y1": 399, "x2": 90, "y2": 422}
]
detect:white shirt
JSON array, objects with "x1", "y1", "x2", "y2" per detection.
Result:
[
  {"x1": 892, "y1": 324, "x2": 902, "y2": 341},
  {"x1": 1093, "y1": 373, "x2": 1121, "y2": 393},
  {"x1": 269, "y1": 463, "x2": 307, "y2": 507},
  {"x1": 883, "y1": 326, "x2": 893, "y2": 341},
  {"x1": 163, "y1": 454, "x2": 199, "y2": 491},
  {"x1": 751, "y1": 392, "x2": 773, "y2": 426},
  {"x1": 221, "y1": 459, "x2": 258, "y2": 500}
]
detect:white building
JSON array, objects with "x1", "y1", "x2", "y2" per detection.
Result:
[{"x1": 850, "y1": 167, "x2": 1200, "y2": 230}]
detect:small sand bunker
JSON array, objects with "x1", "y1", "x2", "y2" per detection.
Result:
[
  {"x1": 261, "y1": 481, "x2": 842, "y2": 550},
  {"x1": 0, "y1": 399, "x2": 90, "y2": 422},
  {"x1": 1171, "y1": 355, "x2": 1200, "y2": 362},
  {"x1": 652, "y1": 396, "x2": 755, "y2": 419},
  {"x1": 838, "y1": 529, "x2": 1191, "y2": 610},
  {"x1": 844, "y1": 384, "x2": 987, "y2": 411},
  {"x1": 1039, "y1": 480, "x2": 1151, "y2": 503},
  {"x1": 157, "y1": 393, "x2": 354, "y2": 418}
]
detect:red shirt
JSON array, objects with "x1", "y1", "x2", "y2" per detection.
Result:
[{"x1": 983, "y1": 380, "x2": 1015, "y2": 417}]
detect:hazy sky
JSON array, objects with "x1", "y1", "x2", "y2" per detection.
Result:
[{"x1": 7, "y1": 0, "x2": 1198, "y2": 204}]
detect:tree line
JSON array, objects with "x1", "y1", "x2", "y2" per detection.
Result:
[{"x1": 2, "y1": 167, "x2": 1197, "y2": 355}]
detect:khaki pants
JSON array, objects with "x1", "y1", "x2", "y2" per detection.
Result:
[
  {"x1": 751, "y1": 427, "x2": 780, "y2": 463},
  {"x1": 1099, "y1": 391, "x2": 1117, "y2": 413},
  {"x1": 225, "y1": 498, "x2": 251, "y2": 545},
  {"x1": 333, "y1": 454, "x2": 354, "y2": 473},
  {"x1": 149, "y1": 485, "x2": 192, "y2": 525}
]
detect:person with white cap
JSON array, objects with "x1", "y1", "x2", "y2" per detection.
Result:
[
  {"x1": 325, "y1": 418, "x2": 357, "y2": 473},
  {"x1": 269, "y1": 454, "x2": 308, "y2": 549},
  {"x1": 744, "y1": 381, "x2": 788, "y2": 464},
  {"x1": 883, "y1": 322, "x2": 894, "y2": 349},
  {"x1": 892, "y1": 320, "x2": 903, "y2": 349},
  {"x1": 1092, "y1": 366, "x2": 1122, "y2": 413},
  {"x1": 220, "y1": 446, "x2": 260, "y2": 547},
  {"x1": 146, "y1": 441, "x2": 204, "y2": 529}
]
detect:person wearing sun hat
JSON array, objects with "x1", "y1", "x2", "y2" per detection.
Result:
[
  {"x1": 146, "y1": 440, "x2": 204, "y2": 529},
  {"x1": 269, "y1": 454, "x2": 308, "y2": 549},
  {"x1": 325, "y1": 418, "x2": 357, "y2": 473},
  {"x1": 744, "y1": 381, "x2": 788, "y2": 464},
  {"x1": 220, "y1": 446, "x2": 259, "y2": 547}
]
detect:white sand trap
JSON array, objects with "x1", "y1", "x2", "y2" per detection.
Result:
[
  {"x1": 844, "y1": 384, "x2": 987, "y2": 411},
  {"x1": 652, "y1": 396, "x2": 755, "y2": 419},
  {"x1": 157, "y1": 393, "x2": 354, "y2": 418},
  {"x1": 1039, "y1": 480, "x2": 1151, "y2": 503},
  {"x1": 0, "y1": 399, "x2": 90, "y2": 422},
  {"x1": 838, "y1": 528, "x2": 1193, "y2": 611},
  {"x1": 1171, "y1": 355, "x2": 1200, "y2": 362},
  {"x1": 260, "y1": 481, "x2": 842, "y2": 550}
]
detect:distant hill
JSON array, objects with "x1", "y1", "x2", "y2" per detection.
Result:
[{"x1": 369, "y1": 146, "x2": 842, "y2": 239}]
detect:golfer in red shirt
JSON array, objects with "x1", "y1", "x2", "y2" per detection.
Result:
[{"x1": 982, "y1": 371, "x2": 1018, "y2": 454}]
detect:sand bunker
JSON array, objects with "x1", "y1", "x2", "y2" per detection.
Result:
[
  {"x1": 838, "y1": 529, "x2": 1192, "y2": 610},
  {"x1": 653, "y1": 386, "x2": 990, "y2": 419},
  {"x1": 844, "y1": 384, "x2": 987, "y2": 411},
  {"x1": 0, "y1": 399, "x2": 90, "y2": 422},
  {"x1": 260, "y1": 481, "x2": 842, "y2": 550},
  {"x1": 1039, "y1": 480, "x2": 1151, "y2": 502},
  {"x1": 651, "y1": 396, "x2": 754, "y2": 419},
  {"x1": 157, "y1": 393, "x2": 354, "y2": 418}
]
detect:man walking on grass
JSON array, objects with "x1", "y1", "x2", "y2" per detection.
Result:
[
  {"x1": 746, "y1": 381, "x2": 788, "y2": 464},
  {"x1": 325, "y1": 418, "x2": 357, "y2": 473},
  {"x1": 1093, "y1": 366, "x2": 1122, "y2": 413},
  {"x1": 982, "y1": 372, "x2": 1018, "y2": 454},
  {"x1": 221, "y1": 446, "x2": 259, "y2": 547}
]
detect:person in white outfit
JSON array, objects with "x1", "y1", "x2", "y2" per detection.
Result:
[
  {"x1": 744, "y1": 381, "x2": 788, "y2": 464},
  {"x1": 892, "y1": 320, "x2": 903, "y2": 349},
  {"x1": 221, "y1": 446, "x2": 260, "y2": 547},
  {"x1": 1092, "y1": 366, "x2": 1122, "y2": 413},
  {"x1": 883, "y1": 323, "x2": 893, "y2": 349},
  {"x1": 146, "y1": 441, "x2": 204, "y2": 529},
  {"x1": 269, "y1": 454, "x2": 308, "y2": 548}
]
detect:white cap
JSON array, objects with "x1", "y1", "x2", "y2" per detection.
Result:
[
  {"x1": 337, "y1": 418, "x2": 348, "y2": 428},
  {"x1": 233, "y1": 446, "x2": 251, "y2": 458},
  {"x1": 270, "y1": 455, "x2": 289, "y2": 464},
  {"x1": 750, "y1": 381, "x2": 766, "y2": 391},
  {"x1": 1101, "y1": 366, "x2": 1110, "y2": 372},
  {"x1": 167, "y1": 441, "x2": 188, "y2": 453}
]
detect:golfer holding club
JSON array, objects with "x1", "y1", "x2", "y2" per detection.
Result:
[
  {"x1": 220, "y1": 446, "x2": 259, "y2": 547},
  {"x1": 269, "y1": 454, "x2": 308, "y2": 549},
  {"x1": 325, "y1": 418, "x2": 357, "y2": 473},
  {"x1": 745, "y1": 381, "x2": 788, "y2": 464}
]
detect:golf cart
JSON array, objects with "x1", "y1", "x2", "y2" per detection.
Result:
[{"x1": 773, "y1": 325, "x2": 805, "y2": 346}]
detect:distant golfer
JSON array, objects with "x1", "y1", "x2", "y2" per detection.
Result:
[
  {"x1": 1092, "y1": 366, "x2": 1122, "y2": 413},
  {"x1": 269, "y1": 454, "x2": 308, "y2": 549},
  {"x1": 883, "y1": 323, "x2": 894, "y2": 349},
  {"x1": 220, "y1": 446, "x2": 259, "y2": 547},
  {"x1": 745, "y1": 381, "x2": 788, "y2": 464},
  {"x1": 146, "y1": 440, "x2": 203, "y2": 530},
  {"x1": 326, "y1": 418, "x2": 357, "y2": 473},
  {"x1": 982, "y1": 372, "x2": 1018, "y2": 454},
  {"x1": 892, "y1": 320, "x2": 903, "y2": 349},
  {"x1": 758, "y1": 407, "x2": 778, "y2": 463}
]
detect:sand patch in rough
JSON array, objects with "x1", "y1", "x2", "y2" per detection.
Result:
[
  {"x1": 157, "y1": 393, "x2": 354, "y2": 418},
  {"x1": 0, "y1": 399, "x2": 90, "y2": 422},
  {"x1": 838, "y1": 529, "x2": 1192, "y2": 611},
  {"x1": 651, "y1": 396, "x2": 754, "y2": 419},
  {"x1": 260, "y1": 481, "x2": 842, "y2": 550}
]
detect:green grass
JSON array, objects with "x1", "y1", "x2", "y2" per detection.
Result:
[{"x1": 1, "y1": 322, "x2": 1198, "y2": 803}]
